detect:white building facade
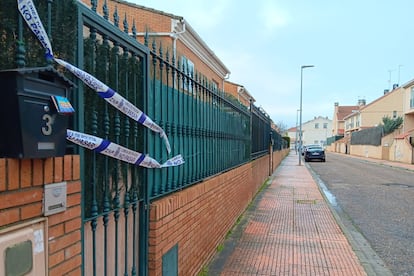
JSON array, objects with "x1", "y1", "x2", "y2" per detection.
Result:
[{"x1": 300, "y1": 116, "x2": 332, "y2": 147}]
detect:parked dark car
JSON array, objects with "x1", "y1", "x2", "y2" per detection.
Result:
[
  {"x1": 301, "y1": 144, "x2": 319, "y2": 156},
  {"x1": 304, "y1": 146, "x2": 326, "y2": 162}
]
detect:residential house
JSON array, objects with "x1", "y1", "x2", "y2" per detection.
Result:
[
  {"x1": 342, "y1": 99, "x2": 366, "y2": 135},
  {"x1": 82, "y1": 0, "x2": 231, "y2": 92},
  {"x1": 286, "y1": 126, "x2": 298, "y2": 150},
  {"x1": 402, "y1": 80, "x2": 414, "y2": 131},
  {"x1": 387, "y1": 80, "x2": 414, "y2": 163},
  {"x1": 331, "y1": 102, "x2": 359, "y2": 137},
  {"x1": 224, "y1": 81, "x2": 255, "y2": 107},
  {"x1": 343, "y1": 88, "x2": 404, "y2": 136},
  {"x1": 300, "y1": 116, "x2": 332, "y2": 147},
  {"x1": 332, "y1": 85, "x2": 413, "y2": 162}
]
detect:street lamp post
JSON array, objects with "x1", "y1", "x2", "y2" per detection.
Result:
[
  {"x1": 295, "y1": 109, "x2": 300, "y2": 154},
  {"x1": 299, "y1": 65, "x2": 314, "y2": 165}
]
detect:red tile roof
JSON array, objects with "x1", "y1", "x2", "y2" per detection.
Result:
[{"x1": 336, "y1": 106, "x2": 359, "y2": 121}]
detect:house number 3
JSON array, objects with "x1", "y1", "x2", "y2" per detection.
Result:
[{"x1": 42, "y1": 114, "x2": 54, "y2": 136}]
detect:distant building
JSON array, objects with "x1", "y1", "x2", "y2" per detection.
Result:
[
  {"x1": 329, "y1": 81, "x2": 414, "y2": 163},
  {"x1": 288, "y1": 116, "x2": 332, "y2": 149},
  {"x1": 343, "y1": 88, "x2": 404, "y2": 136},
  {"x1": 402, "y1": 80, "x2": 414, "y2": 131},
  {"x1": 301, "y1": 116, "x2": 332, "y2": 146},
  {"x1": 287, "y1": 126, "x2": 298, "y2": 150},
  {"x1": 331, "y1": 102, "x2": 359, "y2": 136}
]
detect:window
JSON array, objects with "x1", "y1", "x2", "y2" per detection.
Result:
[
  {"x1": 211, "y1": 80, "x2": 219, "y2": 92},
  {"x1": 323, "y1": 123, "x2": 328, "y2": 129},
  {"x1": 181, "y1": 56, "x2": 194, "y2": 75},
  {"x1": 411, "y1": 87, "x2": 414, "y2": 108},
  {"x1": 181, "y1": 56, "x2": 194, "y2": 91},
  {"x1": 314, "y1": 123, "x2": 319, "y2": 129}
]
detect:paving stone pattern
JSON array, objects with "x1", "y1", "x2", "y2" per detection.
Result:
[{"x1": 208, "y1": 152, "x2": 366, "y2": 276}]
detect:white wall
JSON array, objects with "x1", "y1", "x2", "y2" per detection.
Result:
[{"x1": 301, "y1": 116, "x2": 332, "y2": 146}]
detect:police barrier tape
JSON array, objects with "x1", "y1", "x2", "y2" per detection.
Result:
[
  {"x1": 67, "y1": 129, "x2": 184, "y2": 168},
  {"x1": 54, "y1": 58, "x2": 171, "y2": 154},
  {"x1": 17, "y1": 0, "x2": 53, "y2": 60}
]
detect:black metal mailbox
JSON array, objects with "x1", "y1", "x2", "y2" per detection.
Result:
[{"x1": 0, "y1": 67, "x2": 73, "y2": 159}]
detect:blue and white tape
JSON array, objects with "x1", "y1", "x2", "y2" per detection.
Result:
[
  {"x1": 17, "y1": 0, "x2": 53, "y2": 60},
  {"x1": 67, "y1": 130, "x2": 184, "y2": 168},
  {"x1": 54, "y1": 59, "x2": 171, "y2": 154}
]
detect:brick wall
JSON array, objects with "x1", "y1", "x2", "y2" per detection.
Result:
[
  {"x1": 0, "y1": 155, "x2": 82, "y2": 276},
  {"x1": 272, "y1": 149, "x2": 289, "y2": 172},
  {"x1": 148, "y1": 151, "x2": 288, "y2": 276}
]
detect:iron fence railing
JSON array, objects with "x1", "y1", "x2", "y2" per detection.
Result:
[
  {"x1": 145, "y1": 41, "x2": 251, "y2": 199},
  {"x1": 271, "y1": 129, "x2": 287, "y2": 151},
  {"x1": 250, "y1": 104, "x2": 271, "y2": 159},
  {"x1": 77, "y1": 3, "x2": 150, "y2": 275}
]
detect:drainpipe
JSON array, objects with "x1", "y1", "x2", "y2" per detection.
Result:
[
  {"x1": 222, "y1": 73, "x2": 230, "y2": 92},
  {"x1": 130, "y1": 19, "x2": 186, "y2": 61},
  {"x1": 237, "y1": 86, "x2": 242, "y2": 103},
  {"x1": 171, "y1": 19, "x2": 186, "y2": 62}
]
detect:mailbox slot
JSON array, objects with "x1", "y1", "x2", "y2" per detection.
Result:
[{"x1": 0, "y1": 67, "x2": 73, "y2": 159}]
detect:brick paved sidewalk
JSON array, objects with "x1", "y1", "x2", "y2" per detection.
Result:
[{"x1": 208, "y1": 152, "x2": 366, "y2": 276}]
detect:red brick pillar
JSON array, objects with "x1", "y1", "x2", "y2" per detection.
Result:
[{"x1": 0, "y1": 155, "x2": 82, "y2": 276}]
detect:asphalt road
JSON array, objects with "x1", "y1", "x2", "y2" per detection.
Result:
[{"x1": 307, "y1": 152, "x2": 414, "y2": 276}]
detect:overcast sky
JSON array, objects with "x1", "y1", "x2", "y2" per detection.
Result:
[{"x1": 130, "y1": 0, "x2": 414, "y2": 128}]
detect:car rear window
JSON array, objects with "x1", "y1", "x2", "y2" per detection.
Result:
[{"x1": 308, "y1": 147, "x2": 323, "y2": 151}]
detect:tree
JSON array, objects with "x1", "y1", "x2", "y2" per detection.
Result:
[
  {"x1": 275, "y1": 121, "x2": 288, "y2": 135},
  {"x1": 380, "y1": 116, "x2": 403, "y2": 135}
]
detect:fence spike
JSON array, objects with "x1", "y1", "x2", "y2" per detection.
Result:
[
  {"x1": 113, "y1": 6, "x2": 119, "y2": 27},
  {"x1": 16, "y1": 15, "x2": 26, "y2": 68},
  {"x1": 159, "y1": 43, "x2": 164, "y2": 69},
  {"x1": 123, "y1": 12, "x2": 128, "y2": 33},
  {"x1": 103, "y1": 0, "x2": 109, "y2": 20},
  {"x1": 91, "y1": 0, "x2": 97, "y2": 12},
  {"x1": 166, "y1": 50, "x2": 170, "y2": 63},
  {"x1": 132, "y1": 20, "x2": 137, "y2": 39},
  {"x1": 144, "y1": 28, "x2": 149, "y2": 46}
]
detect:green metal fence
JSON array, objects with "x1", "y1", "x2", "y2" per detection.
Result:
[
  {"x1": 326, "y1": 135, "x2": 343, "y2": 145},
  {"x1": 145, "y1": 39, "x2": 251, "y2": 199},
  {"x1": 0, "y1": 0, "x2": 76, "y2": 69},
  {"x1": 74, "y1": 2, "x2": 160, "y2": 275},
  {"x1": 251, "y1": 104, "x2": 271, "y2": 158},
  {"x1": 1, "y1": 0, "x2": 153, "y2": 275},
  {"x1": 271, "y1": 129, "x2": 287, "y2": 151}
]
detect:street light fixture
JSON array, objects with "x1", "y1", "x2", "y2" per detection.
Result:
[{"x1": 299, "y1": 65, "x2": 314, "y2": 165}]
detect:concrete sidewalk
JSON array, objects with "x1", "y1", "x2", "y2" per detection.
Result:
[
  {"x1": 330, "y1": 151, "x2": 414, "y2": 172},
  {"x1": 207, "y1": 152, "x2": 367, "y2": 276}
]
